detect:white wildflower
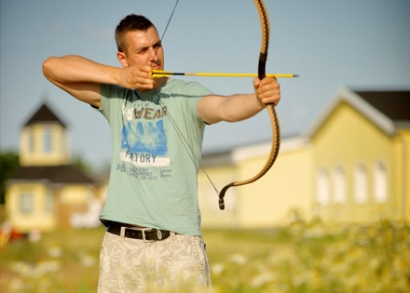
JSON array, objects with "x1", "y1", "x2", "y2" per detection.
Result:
[
  {"x1": 82, "y1": 255, "x2": 96, "y2": 267},
  {"x1": 48, "y1": 246, "x2": 63, "y2": 258},
  {"x1": 211, "y1": 263, "x2": 225, "y2": 275},
  {"x1": 250, "y1": 272, "x2": 275, "y2": 288},
  {"x1": 229, "y1": 253, "x2": 248, "y2": 265}
]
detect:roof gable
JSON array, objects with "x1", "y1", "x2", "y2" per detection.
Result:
[
  {"x1": 24, "y1": 103, "x2": 67, "y2": 128},
  {"x1": 305, "y1": 87, "x2": 408, "y2": 138}
]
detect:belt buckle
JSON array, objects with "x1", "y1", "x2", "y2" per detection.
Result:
[
  {"x1": 120, "y1": 226, "x2": 154, "y2": 242},
  {"x1": 141, "y1": 228, "x2": 164, "y2": 242},
  {"x1": 140, "y1": 227, "x2": 155, "y2": 242}
]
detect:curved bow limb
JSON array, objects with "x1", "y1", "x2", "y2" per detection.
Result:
[{"x1": 218, "y1": 0, "x2": 281, "y2": 210}]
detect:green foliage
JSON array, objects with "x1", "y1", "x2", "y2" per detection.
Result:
[
  {"x1": 0, "y1": 221, "x2": 409, "y2": 292},
  {"x1": 0, "y1": 151, "x2": 19, "y2": 204},
  {"x1": 0, "y1": 227, "x2": 104, "y2": 292},
  {"x1": 207, "y1": 221, "x2": 410, "y2": 293},
  {"x1": 72, "y1": 153, "x2": 93, "y2": 174}
]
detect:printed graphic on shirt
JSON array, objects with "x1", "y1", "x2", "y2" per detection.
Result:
[{"x1": 120, "y1": 103, "x2": 170, "y2": 167}]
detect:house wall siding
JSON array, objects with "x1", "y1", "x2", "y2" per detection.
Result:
[
  {"x1": 311, "y1": 102, "x2": 397, "y2": 223},
  {"x1": 7, "y1": 183, "x2": 55, "y2": 232}
]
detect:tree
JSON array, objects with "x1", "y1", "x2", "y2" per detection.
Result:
[
  {"x1": 72, "y1": 153, "x2": 93, "y2": 174},
  {"x1": 0, "y1": 151, "x2": 20, "y2": 204}
]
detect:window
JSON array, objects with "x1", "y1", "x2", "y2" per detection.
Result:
[
  {"x1": 20, "y1": 193, "x2": 34, "y2": 214},
  {"x1": 62, "y1": 132, "x2": 69, "y2": 153},
  {"x1": 45, "y1": 189, "x2": 53, "y2": 213},
  {"x1": 316, "y1": 168, "x2": 330, "y2": 205},
  {"x1": 28, "y1": 127, "x2": 35, "y2": 153},
  {"x1": 43, "y1": 126, "x2": 53, "y2": 153},
  {"x1": 374, "y1": 161, "x2": 388, "y2": 203},
  {"x1": 354, "y1": 163, "x2": 368, "y2": 204},
  {"x1": 333, "y1": 166, "x2": 346, "y2": 204}
]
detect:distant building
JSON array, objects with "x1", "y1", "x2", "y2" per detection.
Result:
[
  {"x1": 5, "y1": 103, "x2": 106, "y2": 232},
  {"x1": 198, "y1": 88, "x2": 410, "y2": 228}
]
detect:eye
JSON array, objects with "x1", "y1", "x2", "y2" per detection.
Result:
[
  {"x1": 136, "y1": 47, "x2": 148, "y2": 54},
  {"x1": 153, "y1": 42, "x2": 162, "y2": 50}
]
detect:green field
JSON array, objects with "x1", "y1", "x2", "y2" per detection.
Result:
[{"x1": 1, "y1": 220, "x2": 409, "y2": 292}]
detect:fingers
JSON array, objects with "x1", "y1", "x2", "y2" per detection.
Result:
[
  {"x1": 254, "y1": 77, "x2": 281, "y2": 106},
  {"x1": 134, "y1": 65, "x2": 155, "y2": 89},
  {"x1": 122, "y1": 65, "x2": 155, "y2": 90}
]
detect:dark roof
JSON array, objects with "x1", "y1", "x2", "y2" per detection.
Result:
[
  {"x1": 355, "y1": 90, "x2": 410, "y2": 121},
  {"x1": 9, "y1": 165, "x2": 95, "y2": 184},
  {"x1": 24, "y1": 103, "x2": 67, "y2": 128}
]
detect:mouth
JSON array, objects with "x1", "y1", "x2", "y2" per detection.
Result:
[{"x1": 150, "y1": 62, "x2": 161, "y2": 69}]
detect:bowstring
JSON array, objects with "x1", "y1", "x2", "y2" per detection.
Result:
[
  {"x1": 153, "y1": 0, "x2": 220, "y2": 196},
  {"x1": 160, "y1": 0, "x2": 180, "y2": 41},
  {"x1": 158, "y1": 99, "x2": 219, "y2": 196}
]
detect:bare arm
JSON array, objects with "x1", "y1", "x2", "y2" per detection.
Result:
[
  {"x1": 198, "y1": 77, "x2": 281, "y2": 124},
  {"x1": 42, "y1": 55, "x2": 154, "y2": 108}
]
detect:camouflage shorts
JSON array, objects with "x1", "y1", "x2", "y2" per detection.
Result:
[{"x1": 97, "y1": 230, "x2": 211, "y2": 292}]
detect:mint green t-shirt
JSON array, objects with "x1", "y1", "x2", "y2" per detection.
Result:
[{"x1": 98, "y1": 79, "x2": 212, "y2": 235}]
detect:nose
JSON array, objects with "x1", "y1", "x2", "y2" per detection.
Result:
[{"x1": 149, "y1": 46, "x2": 159, "y2": 62}]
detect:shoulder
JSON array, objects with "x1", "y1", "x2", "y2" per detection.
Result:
[
  {"x1": 100, "y1": 84, "x2": 138, "y2": 102},
  {"x1": 163, "y1": 79, "x2": 213, "y2": 98},
  {"x1": 101, "y1": 83, "x2": 129, "y2": 97}
]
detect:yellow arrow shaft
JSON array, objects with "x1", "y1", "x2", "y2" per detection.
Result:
[{"x1": 152, "y1": 70, "x2": 299, "y2": 78}]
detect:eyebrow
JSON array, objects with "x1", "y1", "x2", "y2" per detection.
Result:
[{"x1": 135, "y1": 40, "x2": 162, "y2": 53}]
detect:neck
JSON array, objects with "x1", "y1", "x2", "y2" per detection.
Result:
[{"x1": 153, "y1": 77, "x2": 169, "y2": 89}]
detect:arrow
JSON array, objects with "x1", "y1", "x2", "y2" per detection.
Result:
[{"x1": 152, "y1": 70, "x2": 299, "y2": 78}]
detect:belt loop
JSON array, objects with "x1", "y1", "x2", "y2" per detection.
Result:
[{"x1": 120, "y1": 226, "x2": 126, "y2": 241}]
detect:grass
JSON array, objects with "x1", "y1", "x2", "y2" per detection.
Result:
[
  {"x1": 1, "y1": 228, "x2": 103, "y2": 292},
  {"x1": 1, "y1": 220, "x2": 409, "y2": 292}
]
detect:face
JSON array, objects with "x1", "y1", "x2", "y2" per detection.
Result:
[{"x1": 117, "y1": 26, "x2": 164, "y2": 70}]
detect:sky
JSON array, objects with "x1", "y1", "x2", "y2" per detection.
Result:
[{"x1": 1, "y1": 0, "x2": 410, "y2": 170}]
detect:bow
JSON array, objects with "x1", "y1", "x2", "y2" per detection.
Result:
[{"x1": 218, "y1": 0, "x2": 281, "y2": 210}]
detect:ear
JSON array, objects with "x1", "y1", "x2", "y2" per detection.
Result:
[{"x1": 117, "y1": 51, "x2": 129, "y2": 67}]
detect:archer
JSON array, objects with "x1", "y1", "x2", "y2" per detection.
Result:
[{"x1": 42, "y1": 13, "x2": 280, "y2": 291}]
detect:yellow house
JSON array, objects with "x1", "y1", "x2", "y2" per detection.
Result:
[
  {"x1": 6, "y1": 103, "x2": 104, "y2": 233},
  {"x1": 198, "y1": 88, "x2": 410, "y2": 228},
  {"x1": 308, "y1": 87, "x2": 410, "y2": 224}
]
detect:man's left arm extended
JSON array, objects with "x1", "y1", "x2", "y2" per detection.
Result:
[{"x1": 198, "y1": 77, "x2": 280, "y2": 124}]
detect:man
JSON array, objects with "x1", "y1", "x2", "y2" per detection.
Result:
[{"x1": 43, "y1": 14, "x2": 280, "y2": 292}]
